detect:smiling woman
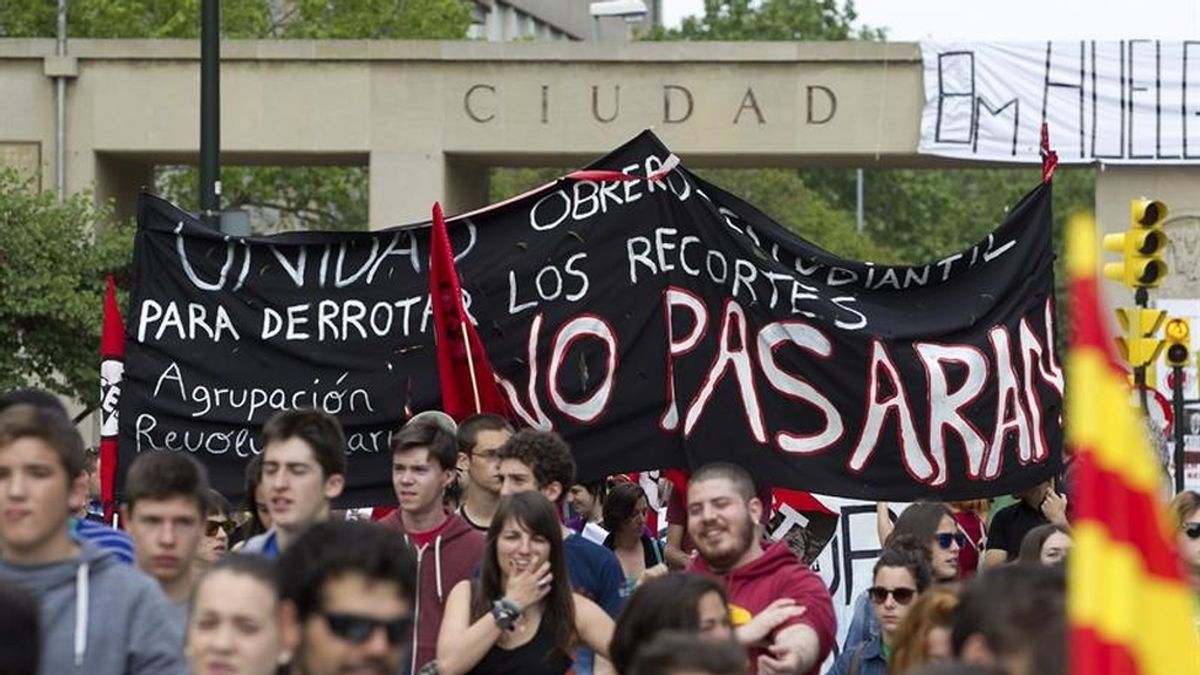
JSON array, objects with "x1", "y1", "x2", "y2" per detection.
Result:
[{"x1": 434, "y1": 492, "x2": 614, "y2": 675}]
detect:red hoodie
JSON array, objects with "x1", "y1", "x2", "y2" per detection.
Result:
[
  {"x1": 690, "y1": 541, "x2": 835, "y2": 675},
  {"x1": 378, "y1": 511, "x2": 484, "y2": 673}
]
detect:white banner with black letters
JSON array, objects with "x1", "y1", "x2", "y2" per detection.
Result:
[{"x1": 920, "y1": 41, "x2": 1200, "y2": 163}]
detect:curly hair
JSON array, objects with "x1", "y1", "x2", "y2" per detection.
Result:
[{"x1": 496, "y1": 429, "x2": 576, "y2": 501}]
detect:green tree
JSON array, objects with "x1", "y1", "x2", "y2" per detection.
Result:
[
  {"x1": 2, "y1": 0, "x2": 471, "y2": 233},
  {"x1": 644, "y1": 0, "x2": 884, "y2": 41},
  {"x1": 0, "y1": 169, "x2": 133, "y2": 407}
]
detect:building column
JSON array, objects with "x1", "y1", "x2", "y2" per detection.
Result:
[{"x1": 369, "y1": 151, "x2": 491, "y2": 229}]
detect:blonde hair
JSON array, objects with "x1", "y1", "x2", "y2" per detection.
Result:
[
  {"x1": 1168, "y1": 490, "x2": 1200, "y2": 526},
  {"x1": 887, "y1": 588, "x2": 960, "y2": 674}
]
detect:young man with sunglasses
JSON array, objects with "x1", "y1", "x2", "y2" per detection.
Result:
[
  {"x1": 686, "y1": 463, "x2": 835, "y2": 675},
  {"x1": 279, "y1": 520, "x2": 417, "y2": 675},
  {"x1": 455, "y1": 413, "x2": 513, "y2": 533},
  {"x1": 123, "y1": 451, "x2": 211, "y2": 627}
]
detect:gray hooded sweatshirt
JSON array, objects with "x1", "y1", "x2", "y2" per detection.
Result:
[{"x1": 0, "y1": 541, "x2": 187, "y2": 675}]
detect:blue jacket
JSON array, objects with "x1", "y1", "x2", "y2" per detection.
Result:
[{"x1": 826, "y1": 633, "x2": 886, "y2": 675}]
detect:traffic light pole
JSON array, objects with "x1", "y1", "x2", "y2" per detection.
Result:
[
  {"x1": 1135, "y1": 288, "x2": 1151, "y2": 417},
  {"x1": 1172, "y1": 365, "x2": 1185, "y2": 494}
]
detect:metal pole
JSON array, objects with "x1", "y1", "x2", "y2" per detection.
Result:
[
  {"x1": 1135, "y1": 288, "x2": 1150, "y2": 418},
  {"x1": 200, "y1": 0, "x2": 221, "y2": 230},
  {"x1": 855, "y1": 168, "x2": 864, "y2": 233},
  {"x1": 54, "y1": 0, "x2": 67, "y2": 202},
  {"x1": 1172, "y1": 364, "x2": 1185, "y2": 494}
]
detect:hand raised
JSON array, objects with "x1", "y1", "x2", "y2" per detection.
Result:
[{"x1": 502, "y1": 560, "x2": 552, "y2": 611}]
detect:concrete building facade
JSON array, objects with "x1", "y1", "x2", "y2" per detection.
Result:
[{"x1": 0, "y1": 37, "x2": 1197, "y2": 302}]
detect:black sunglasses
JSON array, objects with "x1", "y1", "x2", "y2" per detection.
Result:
[
  {"x1": 320, "y1": 611, "x2": 411, "y2": 646},
  {"x1": 205, "y1": 519, "x2": 236, "y2": 537},
  {"x1": 868, "y1": 586, "x2": 917, "y2": 605},
  {"x1": 936, "y1": 532, "x2": 967, "y2": 550},
  {"x1": 1184, "y1": 523, "x2": 1200, "y2": 540}
]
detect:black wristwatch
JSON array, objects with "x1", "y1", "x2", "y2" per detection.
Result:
[{"x1": 491, "y1": 598, "x2": 522, "y2": 631}]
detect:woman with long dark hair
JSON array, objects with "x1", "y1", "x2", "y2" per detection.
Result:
[{"x1": 435, "y1": 492, "x2": 613, "y2": 675}]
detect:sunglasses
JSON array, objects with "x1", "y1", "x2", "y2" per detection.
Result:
[
  {"x1": 1183, "y1": 523, "x2": 1200, "y2": 540},
  {"x1": 320, "y1": 611, "x2": 411, "y2": 646},
  {"x1": 205, "y1": 520, "x2": 236, "y2": 537},
  {"x1": 868, "y1": 586, "x2": 917, "y2": 605},
  {"x1": 936, "y1": 532, "x2": 968, "y2": 550}
]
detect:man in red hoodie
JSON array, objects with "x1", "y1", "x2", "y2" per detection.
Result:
[
  {"x1": 378, "y1": 413, "x2": 485, "y2": 674},
  {"x1": 686, "y1": 463, "x2": 834, "y2": 675}
]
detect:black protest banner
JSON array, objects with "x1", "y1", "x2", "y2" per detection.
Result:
[{"x1": 120, "y1": 131, "x2": 1063, "y2": 505}]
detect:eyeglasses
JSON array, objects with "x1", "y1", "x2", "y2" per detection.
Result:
[
  {"x1": 319, "y1": 611, "x2": 411, "y2": 646},
  {"x1": 936, "y1": 532, "x2": 967, "y2": 550},
  {"x1": 471, "y1": 449, "x2": 500, "y2": 461},
  {"x1": 867, "y1": 587, "x2": 917, "y2": 605},
  {"x1": 205, "y1": 519, "x2": 236, "y2": 537},
  {"x1": 1183, "y1": 523, "x2": 1200, "y2": 540}
]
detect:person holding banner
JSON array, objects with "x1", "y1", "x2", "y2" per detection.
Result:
[{"x1": 241, "y1": 409, "x2": 347, "y2": 559}]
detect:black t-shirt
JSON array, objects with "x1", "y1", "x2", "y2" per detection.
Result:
[{"x1": 986, "y1": 500, "x2": 1049, "y2": 561}]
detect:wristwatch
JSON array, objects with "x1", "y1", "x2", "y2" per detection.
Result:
[{"x1": 491, "y1": 598, "x2": 522, "y2": 631}]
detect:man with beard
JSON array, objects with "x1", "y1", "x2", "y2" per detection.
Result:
[
  {"x1": 686, "y1": 463, "x2": 834, "y2": 675},
  {"x1": 279, "y1": 520, "x2": 416, "y2": 675}
]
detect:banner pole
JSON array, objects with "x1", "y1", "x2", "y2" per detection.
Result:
[{"x1": 461, "y1": 320, "x2": 482, "y2": 414}]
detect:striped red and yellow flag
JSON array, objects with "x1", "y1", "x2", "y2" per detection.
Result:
[{"x1": 1066, "y1": 212, "x2": 1200, "y2": 674}]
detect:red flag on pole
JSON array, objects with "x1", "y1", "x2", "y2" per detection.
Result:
[
  {"x1": 99, "y1": 275, "x2": 125, "y2": 524},
  {"x1": 429, "y1": 203, "x2": 509, "y2": 421}
]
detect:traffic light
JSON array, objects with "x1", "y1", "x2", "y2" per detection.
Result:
[
  {"x1": 1115, "y1": 307, "x2": 1166, "y2": 369},
  {"x1": 1165, "y1": 317, "x2": 1191, "y2": 368},
  {"x1": 1102, "y1": 198, "x2": 1168, "y2": 288}
]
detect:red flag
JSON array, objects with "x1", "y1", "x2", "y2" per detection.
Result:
[
  {"x1": 99, "y1": 275, "x2": 125, "y2": 524},
  {"x1": 429, "y1": 203, "x2": 509, "y2": 421}
]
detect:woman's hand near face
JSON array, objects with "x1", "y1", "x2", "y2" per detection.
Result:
[{"x1": 502, "y1": 560, "x2": 552, "y2": 611}]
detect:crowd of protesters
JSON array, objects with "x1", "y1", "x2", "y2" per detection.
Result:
[{"x1": 1, "y1": 386, "x2": 1199, "y2": 675}]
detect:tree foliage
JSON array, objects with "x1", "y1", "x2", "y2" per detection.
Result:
[
  {"x1": 0, "y1": 169, "x2": 133, "y2": 406},
  {"x1": 1, "y1": 0, "x2": 469, "y2": 40},
  {"x1": 644, "y1": 0, "x2": 884, "y2": 41}
]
